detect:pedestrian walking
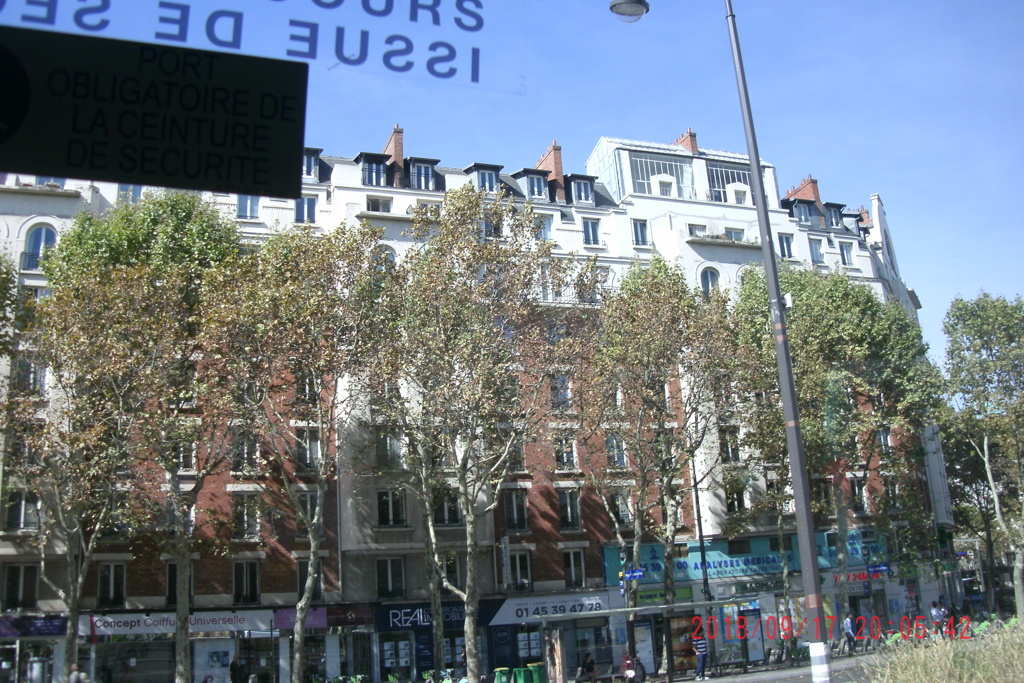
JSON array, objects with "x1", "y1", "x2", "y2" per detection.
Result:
[
  {"x1": 844, "y1": 613, "x2": 857, "y2": 656},
  {"x1": 693, "y1": 631, "x2": 708, "y2": 682}
]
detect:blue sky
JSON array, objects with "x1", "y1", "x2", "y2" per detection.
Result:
[{"x1": 2, "y1": 0, "x2": 1022, "y2": 360}]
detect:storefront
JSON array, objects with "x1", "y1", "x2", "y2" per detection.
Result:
[
  {"x1": 373, "y1": 600, "x2": 501, "y2": 681},
  {"x1": 0, "y1": 615, "x2": 66, "y2": 683},
  {"x1": 486, "y1": 591, "x2": 612, "y2": 673}
]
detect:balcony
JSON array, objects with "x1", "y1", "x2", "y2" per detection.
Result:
[{"x1": 685, "y1": 231, "x2": 761, "y2": 249}]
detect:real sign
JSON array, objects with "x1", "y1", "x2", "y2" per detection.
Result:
[{"x1": 0, "y1": 26, "x2": 307, "y2": 198}]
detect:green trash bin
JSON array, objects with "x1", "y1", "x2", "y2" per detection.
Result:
[
  {"x1": 527, "y1": 662, "x2": 547, "y2": 683},
  {"x1": 512, "y1": 667, "x2": 533, "y2": 683},
  {"x1": 493, "y1": 669, "x2": 511, "y2": 683}
]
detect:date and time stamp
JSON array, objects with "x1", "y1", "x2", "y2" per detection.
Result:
[{"x1": 691, "y1": 614, "x2": 974, "y2": 641}]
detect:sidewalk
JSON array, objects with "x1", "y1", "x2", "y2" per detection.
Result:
[{"x1": 651, "y1": 651, "x2": 874, "y2": 683}]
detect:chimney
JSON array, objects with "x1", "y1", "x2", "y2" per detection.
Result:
[
  {"x1": 674, "y1": 128, "x2": 698, "y2": 154},
  {"x1": 536, "y1": 141, "x2": 565, "y2": 202},
  {"x1": 784, "y1": 175, "x2": 821, "y2": 203},
  {"x1": 383, "y1": 124, "x2": 404, "y2": 187}
]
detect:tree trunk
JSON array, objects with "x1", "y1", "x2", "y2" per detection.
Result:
[
  {"x1": 174, "y1": 533, "x2": 192, "y2": 683},
  {"x1": 62, "y1": 603, "x2": 80, "y2": 683},
  {"x1": 463, "y1": 511, "x2": 481, "y2": 682},
  {"x1": 1014, "y1": 545, "x2": 1024, "y2": 622},
  {"x1": 292, "y1": 486, "x2": 325, "y2": 683}
]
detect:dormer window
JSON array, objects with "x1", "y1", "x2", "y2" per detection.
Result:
[
  {"x1": 364, "y1": 161, "x2": 387, "y2": 187},
  {"x1": 478, "y1": 170, "x2": 497, "y2": 192},
  {"x1": 795, "y1": 203, "x2": 811, "y2": 225},
  {"x1": 528, "y1": 175, "x2": 547, "y2": 199},
  {"x1": 572, "y1": 180, "x2": 593, "y2": 203},
  {"x1": 827, "y1": 207, "x2": 842, "y2": 227},
  {"x1": 734, "y1": 189, "x2": 747, "y2": 205},
  {"x1": 410, "y1": 163, "x2": 434, "y2": 191},
  {"x1": 302, "y1": 153, "x2": 318, "y2": 179}
]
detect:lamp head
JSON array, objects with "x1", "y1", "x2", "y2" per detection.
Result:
[{"x1": 609, "y1": 0, "x2": 650, "y2": 23}]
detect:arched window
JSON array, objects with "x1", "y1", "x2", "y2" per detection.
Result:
[
  {"x1": 700, "y1": 267, "x2": 720, "y2": 296},
  {"x1": 22, "y1": 225, "x2": 56, "y2": 271}
]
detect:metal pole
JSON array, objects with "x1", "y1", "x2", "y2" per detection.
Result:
[{"x1": 722, "y1": 0, "x2": 831, "y2": 680}]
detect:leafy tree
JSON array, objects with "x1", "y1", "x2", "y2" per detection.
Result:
[
  {"x1": 15, "y1": 192, "x2": 241, "y2": 683},
  {"x1": 202, "y1": 223, "x2": 387, "y2": 683},
  {"x1": 735, "y1": 267, "x2": 940, "y2": 614},
  {"x1": 367, "y1": 186, "x2": 574, "y2": 682},
  {"x1": 944, "y1": 293, "x2": 1024, "y2": 619},
  {"x1": 575, "y1": 255, "x2": 735, "y2": 660}
]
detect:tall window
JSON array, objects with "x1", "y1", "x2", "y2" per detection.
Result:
[
  {"x1": 376, "y1": 430, "x2": 402, "y2": 467},
  {"x1": 477, "y1": 170, "x2": 497, "y2": 192},
  {"x1": 582, "y1": 219, "x2": 600, "y2": 246},
  {"x1": 166, "y1": 562, "x2": 193, "y2": 607},
  {"x1": 572, "y1": 180, "x2": 593, "y2": 203},
  {"x1": 234, "y1": 560, "x2": 260, "y2": 605},
  {"x1": 851, "y1": 477, "x2": 868, "y2": 514},
  {"x1": 558, "y1": 489, "x2": 582, "y2": 531},
  {"x1": 726, "y1": 490, "x2": 746, "y2": 514},
  {"x1": 528, "y1": 175, "x2": 547, "y2": 198},
  {"x1": 509, "y1": 552, "x2": 531, "y2": 592},
  {"x1": 117, "y1": 184, "x2": 143, "y2": 203},
  {"x1": 828, "y1": 207, "x2": 842, "y2": 227},
  {"x1": 22, "y1": 225, "x2": 56, "y2": 271},
  {"x1": 553, "y1": 432, "x2": 576, "y2": 470},
  {"x1": 4, "y1": 565, "x2": 38, "y2": 610},
  {"x1": 606, "y1": 433, "x2": 626, "y2": 468},
  {"x1": 629, "y1": 152, "x2": 694, "y2": 198},
  {"x1": 410, "y1": 163, "x2": 434, "y2": 190},
  {"x1": 534, "y1": 214, "x2": 553, "y2": 241},
  {"x1": 363, "y1": 160, "x2": 387, "y2": 186},
  {"x1": 700, "y1": 268, "x2": 719, "y2": 297},
  {"x1": 433, "y1": 490, "x2": 462, "y2": 526},
  {"x1": 295, "y1": 196, "x2": 317, "y2": 224},
  {"x1": 232, "y1": 493, "x2": 260, "y2": 539},
  {"x1": 719, "y1": 426, "x2": 740, "y2": 463},
  {"x1": 376, "y1": 558, "x2": 404, "y2": 598},
  {"x1": 504, "y1": 490, "x2": 528, "y2": 533},
  {"x1": 5, "y1": 492, "x2": 38, "y2": 531},
  {"x1": 794, "y1": 203, "x2": 811, "y2": 224},
  {"x1": 876, "y1": 427, "x2": 892, "y2": 456},
  {"x1": 295, "y1": 427, "x2": 320, "y2": 469},
  {"x1": 303, "y1": 152, "x2": 318, "y2": 178},
  {"x1": 563, "y1": 550, "x2": 585, "y2": 589},
  {"x1": 298, "y1": 491, "x2": 322, "y2": 536},
  {"x1": 839, "y1": 242, "x2": 854, "y2": 266},
  {"x1": 632, "y1": 220, "x2": 649, "y2": 246},
  {"x1": 232, "y1": 431, "x2": 259, "y2": 473},
  {"x1": 551, "y1": 375, "x2": 572, "y2": 412},
  {"x1": 237, "y1": 195, "x2": 260, "y2": 219},
  {"x1": 707, "y1": 162, "x2": 751, "y2": 203},
  {"x1": 611, "y1": 492, "x2": 632, "y2": 527},
  {"x1": 172, "y1": 439, "x2": 195, "y2": 472},
  {"x1": 778, "y1": 234, "x2": 794, "y2": 259},
  {"x1": 441, "y1": 555, "x2": 461, "y2": 595},
  {"x1": 13, "y1": 357, "x2": 46, "y2": 396},
  {"x1": 98, "y1": 563, "x2": 126, "y2": 608},
  {"x1": 810, "y1": 239, "x2": 824, "y2": 264},
  {"x1": 377, "y1": 490, "x2": 406, "y2": 527},
  {"x1": 298, "y1": 559, "x2": 324, "y2": 602}
]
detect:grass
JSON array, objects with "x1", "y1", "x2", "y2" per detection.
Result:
[{"x1": 872, "y1": 623, "x2": 1024, "y2": 682}]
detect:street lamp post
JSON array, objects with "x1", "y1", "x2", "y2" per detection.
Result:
[{"x1": 609, "y1": 2, "x2": 833, "y2": 681}]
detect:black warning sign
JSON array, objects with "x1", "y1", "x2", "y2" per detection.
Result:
[{"x1": 0, "y1": 26, "x2": 308, "y2": 198}]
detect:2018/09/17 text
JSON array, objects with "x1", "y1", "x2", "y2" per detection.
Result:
[{"x1": 691, "y1": 615, "x2": 973, "y2": 641}]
